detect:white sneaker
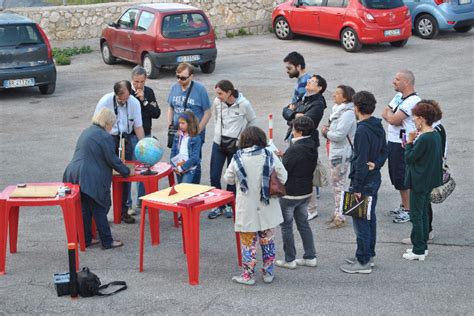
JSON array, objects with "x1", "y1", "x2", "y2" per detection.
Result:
[
  {"x1": 262, "y1": 273, "x2": 274, "y2": 284},
  {"x1": 295, "y1": 258, "x2": 317, "y2": 267},
  {"x1": 403, "y1": 252, "x2": 425, "y2": 261},
  {"x1": 231, "y1": 275, "x2": 255, "y2": 285},
  {"x1": 406, "y1": 249, "x2": 429, "y2": 256},
  {"x1": 307, "y1": 211, "x2": 318, "y2": 221},
  {"x1": 127, "y1": 208, "x2": 136, "y2": 216},
  {"x1": 275, "y1": 259, "x2": 297, "y2": 269}
]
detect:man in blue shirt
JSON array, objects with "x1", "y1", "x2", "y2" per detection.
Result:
[{"x1": 167, "y1": 62, "x2": 211, "y2": 183}]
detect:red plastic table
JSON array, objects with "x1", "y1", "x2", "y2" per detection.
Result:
[
  {"x1": 112, "y1": 161, "x2": 176, "y2": 245},
  {"x1": 139, "y1": 188, "x2": 242, "y2": 285},
  {"x1": 0, "y1": 182, "x2": 85, "y2": 275}
]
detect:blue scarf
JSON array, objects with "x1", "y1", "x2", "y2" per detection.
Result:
[{"x1": 233, "y1": 146, "x2": 273, "y2": 205}]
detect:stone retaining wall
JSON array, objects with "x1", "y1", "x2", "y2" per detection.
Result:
[{"x1": 7, "y1": 0, "x2": 286, "y2": 42}]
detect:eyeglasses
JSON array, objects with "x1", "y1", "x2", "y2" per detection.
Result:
[
  {"x1": 307, "y1": 80, "x2": 318, "y2": 85},
  {"x1": 176, "y1": 74, "x2": 191, "y2": 81}
]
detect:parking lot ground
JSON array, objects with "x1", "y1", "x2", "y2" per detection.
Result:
[{"x1": 0, "y1": 32, "x2": 473, "y2": 314}]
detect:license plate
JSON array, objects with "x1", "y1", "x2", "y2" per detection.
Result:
[
  {"x1": 384, "y1": 29, "x2": 401, "y2": 37},
  {"x1": 459, "y1": 0, "x2": 471, "y2": 4},
  {"x1": 177, "y1": 55, "x2": 200, "y2": 62},
  {"x1": 4, "y1": 78, "x2": 35, "y2": 88}
]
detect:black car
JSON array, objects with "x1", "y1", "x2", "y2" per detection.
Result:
[{"x1": 0, "y1": 13, "x2": 56, "y2": 94}]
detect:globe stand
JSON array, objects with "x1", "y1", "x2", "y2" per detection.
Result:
[{"x1": 141, "y1": 165, "x2": 157, "y2": 176}]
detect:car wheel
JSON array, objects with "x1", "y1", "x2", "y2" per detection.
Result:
[
  {"x1": 390, "y1": 39, "x2": 408, "y2": 47},
  {"x1": 340, "y1": 28, "x2": 362, "y2": 52},
  {"x1": 101, "y1": 41, "x2": 116, "y2": 64},
  {"x1": 415, "y1": 14, "x2": 439, "y2": 39},
  {"x1": 39, "y1": 82, "x2": 56, "y2": 95},
  {"x1": 200, "y1": 60, "x2": 215, "y2": 74},
  {"x1": 454, "y1": 25, "x2": 472, "y2": 33},
  {"x1": 143, "y1": 54, "x2": 159, "y2": 79},
  {"x1": 274, "y1": 17, "x2": 294, "y2": 40}
]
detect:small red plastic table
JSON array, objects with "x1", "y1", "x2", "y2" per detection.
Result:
[
  {"x1": 139, "y1": 188, "x2": 242, "y2": 285},
  {"x1": 112, "y1": 161, "x2": 176, "y2": 245},
  {"x1": 0, "y1": 182, "x2": 85, "y2": 275}
]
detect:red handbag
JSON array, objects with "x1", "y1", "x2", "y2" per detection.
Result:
[{"x1": 269, "y1": 170, "x2": 286, "y2": 197}]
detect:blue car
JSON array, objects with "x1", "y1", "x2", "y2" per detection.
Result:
[{"x1": 404, "y1": 0, "x2": 474, "y2": 39}]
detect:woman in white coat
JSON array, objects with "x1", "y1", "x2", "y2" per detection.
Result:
[
  {"x1": 224, "y1": 126, "x2": 287, "y2": 286},
  {"x1": 321, "y1": 85, "x2": 357, "y2": 229}
]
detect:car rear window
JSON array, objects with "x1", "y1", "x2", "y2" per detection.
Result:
[
  {"x1": 361, "y1": 0, "x2": 404, "y2": 9},
  {"x1": 0, "y1": 24, "x2": 42, "y2": 47},
  {"x1": 162, "y1": 13, "x2": 210, "y2": 39}
]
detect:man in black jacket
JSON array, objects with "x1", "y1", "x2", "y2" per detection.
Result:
[
  {"x1": 282, "y1": 74, "x2": 327, "y2": 221},
  {"x1": 340, "y1": 91, "x2": 388, "y2": 274},
  {"x1": 130, "y1": 65, "x2": 161, "y2": 213}
]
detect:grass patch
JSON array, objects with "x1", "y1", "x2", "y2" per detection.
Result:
[
  {"x1": 53, "y1": 46, "x2": 92, "y2": 65},
  {"x1": 237, "y1": 28, "x2": 250, "y2": 36},
  {"x1": 225, "y1": 31, "x2": 235, "y2": 38}
]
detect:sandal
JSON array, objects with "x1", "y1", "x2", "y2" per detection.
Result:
[{"x1": 102, "y1": 240, "x2": 124, "y2": 250}]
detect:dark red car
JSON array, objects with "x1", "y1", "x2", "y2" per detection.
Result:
[
  {"x1": 272, "y1": 0, "x2": 412, "y2": 52},
  {"x1": 100, "y1": 3, "x2": 217, "y2": 78}
]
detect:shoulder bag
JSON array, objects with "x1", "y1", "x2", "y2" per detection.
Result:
[
  {"x1": 430, "y1": 161, "x2": 455, "y2": 204},
  {"x1": 219, "y1": 103, "x2": 241, "y2": 156},
  {"x1": 76, "y1": 267, "x2": 127, "y2": 297},
  {"x1": 312, "y1": 159, "x2": 328, "y2": 187}
]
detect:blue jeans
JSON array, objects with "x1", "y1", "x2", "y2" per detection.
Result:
[
  {"x1": 351, "y1": 179, "x2": 381, "y2": 265},
  {"x1": 279, "y1": 197, "x2": 316, "y2": 262},
  {"x1": 210, "y1": 142, "x2": 236, "y2": 193},
  {"x1": 177, "y1": 168, "x2": 198, "y2": 184},
  {"x1": 80, "y1": 192, "x2": 113, "y2": 248}
]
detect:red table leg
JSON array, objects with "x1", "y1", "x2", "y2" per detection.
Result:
[
  {"x1": 139, "y1": 204, "x2": 147, "y2": 272},
  {"x1": 0, "y1": 199, "x2": 7, "y2": 275},
  {"x1": 8, "y1": 206, "x2": 19, "y2": 254},
  {"x1": 231, "y1": 199, "x2": 242, "y2": 267},
  {"x1": 112, "y1": 180, "x2": 123, "y2": 224},
  {"x1": 61, "y1": 201, "x2": 80, "y2": 270},
  {"x1": 74, "y1": 196, "x2": 86, "y2": 252},
  {"x1": 185, "y1": 207, "x2": 201, "y2": 285},
  {"x1": 143, "y1": 180, "x2": 160, "y2": 246}
]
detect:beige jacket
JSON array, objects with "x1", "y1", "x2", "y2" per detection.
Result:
[{"x1": 224, "y1": 151, "x2": 287, "y2": 232}]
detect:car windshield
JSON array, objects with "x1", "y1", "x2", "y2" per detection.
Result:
[
  {"x1": 162, "y1": 13, "x2": 210, "y2": 39},
  {"x1": 361, "y1": 0, "x2": 404, "y2": 9},
  {"x1": 0, "y1": 25, "x2": 43, "y2": 47}
]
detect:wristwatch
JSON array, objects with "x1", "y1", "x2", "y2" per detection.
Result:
[{"x1": 143, "y1": 99, "x2": 149, "y2": 106}]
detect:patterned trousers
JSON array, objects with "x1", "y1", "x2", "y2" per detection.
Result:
[
  {"x1": 329, "y1": 158, "x2": 351, "y2": 219},
  {"x1": 239, "y1": 229, "x2": 276, "y2": 280}
]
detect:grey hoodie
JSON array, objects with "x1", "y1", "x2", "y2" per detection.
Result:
[{"x1": 326, "y1": 102, "x2": 357, "y2": 161}]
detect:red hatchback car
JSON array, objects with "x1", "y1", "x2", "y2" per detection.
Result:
[
  {"x1": 100, "y1": 3, "x2": 217, "y2": 78},
  {"x1": 272, "y1": 0, "x2": 412, "y2": 52}
]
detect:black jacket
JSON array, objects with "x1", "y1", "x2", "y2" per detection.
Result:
[
  {"x1": 132, "y1": 86, "x2": 160, "y2": 135},
  {"x1": 282, "y1": 93, "x2": 326, "y2": 147},
  {"x1": 63, "y1": 124, "x2": 130, "y2": 208},
  {"x1": 349, "y1": 117, "x2": 388, "y2": 193},
  {"x1": 282, "y1": 137, "x2": 317, "y2": 196}
]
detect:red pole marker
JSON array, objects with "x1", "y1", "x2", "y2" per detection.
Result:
[
  {"x1": 67, "y1": 243, "x2": 78, "y2": 297},
  {"x1": 268, "y1": 114, "x2": 273, "y2": 141},
  {"x1": 168, "y1": 186, "x2": 178, "y2": 196}
]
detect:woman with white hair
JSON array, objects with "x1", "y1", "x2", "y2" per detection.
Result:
[{"x1": 63, "y1": 108, "x2": 132, "y2": 249}]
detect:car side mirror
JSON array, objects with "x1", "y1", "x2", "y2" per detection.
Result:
[
  {"x1": 108, "y1": 21, "x2": 118, "y2": 28},
  {"x1": 295, "y1": 0, "x2": 303, "y2": 7}
]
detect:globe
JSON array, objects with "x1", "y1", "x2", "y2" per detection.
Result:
[{"x1": 134, "y1": 137, "x2": 164, "y2": 175}]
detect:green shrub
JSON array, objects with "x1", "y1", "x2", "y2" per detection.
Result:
[
  {"x1": 225, "y1": 31, "x2": 235, "y2": 38},
  {"x1": 55, "y1": 54, "x2": 71, "y2": 65},
  {"x1": 237, "y1": 28, "x2": 248, "y2": 36}
]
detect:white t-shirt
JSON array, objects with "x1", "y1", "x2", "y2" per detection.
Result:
[{"x1": 387, "y1": 92, "x2": 421, "y2": 143}]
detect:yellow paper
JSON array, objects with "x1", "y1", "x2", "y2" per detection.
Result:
[
  {"x1": 140, "y1": 183, "x2": 214, "y2": 204},
  {"x1": 9, "y1": 186, "x2": 60, "y2": 198}
]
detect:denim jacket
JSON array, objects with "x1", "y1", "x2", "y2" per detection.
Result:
[{"x1": 170, "y1": 133, "x2": 202, "y2": 171}]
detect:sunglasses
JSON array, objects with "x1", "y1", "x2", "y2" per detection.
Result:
[{"x1": 176, "y1": 75, "x2": 191, "y2": 81}]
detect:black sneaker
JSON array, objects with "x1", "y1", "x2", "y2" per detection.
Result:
[
  {"x1": 207, "y1": 208, "x2": 223, "y2": 219},
  {"x1": 122, "y1": 213, "x2": 136, "y2": 224}
]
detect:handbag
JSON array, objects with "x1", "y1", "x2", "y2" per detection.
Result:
[
  {"x1": 76, "y1": 267, "x2": 127, "y2": 297},
  {"x1": 312, "y1": 159, "x2": 328, "y2": 187},
  {"x1": 430, "y1": 163, "x2": 455, "y2": 204},
  {"x1": 269, "y1": 169, "x2": 286, "y2": 197},
  {"x1": 220, "y1": 135, "x2": 238, "y2": 155},
  {"x1": 167, "y1": 81, "x2": 194, "y2": 148}
]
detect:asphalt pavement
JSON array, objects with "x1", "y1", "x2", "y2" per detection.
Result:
[{"x1": 0, "y1": 32, "x2": 473, "y2": 314}]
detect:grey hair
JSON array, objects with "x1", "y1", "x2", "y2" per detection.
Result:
[
  {"x1": 132, "y1": 65, "x2": 147, "y2": 78},
  {"x1": 92, "y1": 108, "x2": 116, "y2": 129},
  {"x1": 399, "y1": 69, "x2": 415, "y2": 86}
]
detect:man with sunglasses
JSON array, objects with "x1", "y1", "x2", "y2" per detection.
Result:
[{"x1": 167, "y1": 62, "x2": 211, "y2": 183}]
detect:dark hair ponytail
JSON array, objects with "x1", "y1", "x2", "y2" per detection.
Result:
[{"x1": 215, "y1": 80, "x2": 238, "y2": 98}]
